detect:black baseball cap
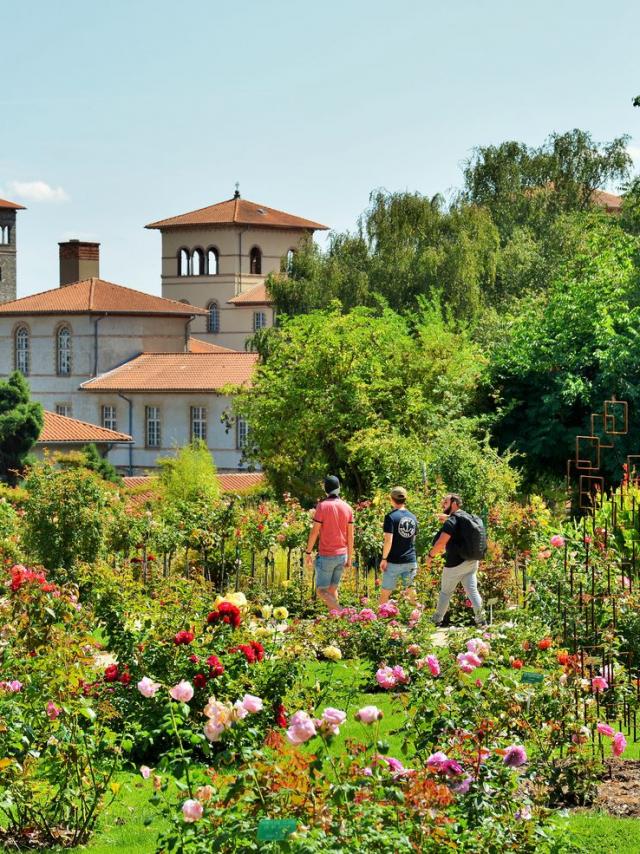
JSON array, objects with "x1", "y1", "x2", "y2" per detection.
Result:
[{"x1": 324, "y1": 475, "x2": 340, "y2": 493}]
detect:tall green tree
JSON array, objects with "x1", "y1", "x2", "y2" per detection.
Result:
[
  {"x1": 463, "y1": 129, "x2": 631, "y2": 241},
  {"x1": 235, "y1": 304, "x2": 489, "y2": 499},
  {"x1": 0, "y1": 372, "x2": 44, "y2": 484},
  {"x1": 266, "y1": 190, "x2": 500, "y2": 322},
  {"x1": 489, "y1": 218, "x2": 640, "y2": 481}
]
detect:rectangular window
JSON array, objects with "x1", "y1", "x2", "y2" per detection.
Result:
[
  {"x1": 253, "y1": 311, "x2": 267, "y2": 331},
  {"x1": 146, "y1": 406, "x2": 161, "y2": 448},
  {"x1": 236, "y1": 417, "x2": 249, "y2": 449},
  {"x1": 190, "y1": 406, "x2": 207, "y2": 442},
  {"x1": 102, "y1": 405, "x2": 117, "y2": 431},
  {"x1": 55, "y1": 403, "x2": 72, "y2": 417}
]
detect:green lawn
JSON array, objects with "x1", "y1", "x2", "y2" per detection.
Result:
[{"x1": 563, "y1": 812, "x2": 640, "y2": 853}]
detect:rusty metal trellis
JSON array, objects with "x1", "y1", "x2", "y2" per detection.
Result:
[{"x1": 567, "y1": 396, "x2": 630, "y2": 511}]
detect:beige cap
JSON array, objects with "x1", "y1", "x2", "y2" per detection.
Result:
[{"x1": 390, "y1": 486, "x2": 407, "y2": 502}]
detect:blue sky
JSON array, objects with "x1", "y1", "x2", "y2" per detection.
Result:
[{"x1": 2, "y1": 0, "x2": 639, "y2": 297}]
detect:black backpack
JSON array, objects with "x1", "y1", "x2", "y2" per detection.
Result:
[{"x1": 453, "y1": 510, "x2": 487, "y2": 561}]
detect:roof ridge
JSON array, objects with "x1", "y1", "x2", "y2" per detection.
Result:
[{"x1": 44, "y1": 408, "x2": 131, "y2": 437}]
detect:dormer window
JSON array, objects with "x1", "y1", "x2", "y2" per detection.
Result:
[
  {"x1": 56, "y1": 325, "x2": 72, "y2": 376},
  {"x1": 207, "y1": 247, "x2": 219, "y2": 276},
  {"x1": 249, "y1": 246, "x2": 262, "y2": 275}
]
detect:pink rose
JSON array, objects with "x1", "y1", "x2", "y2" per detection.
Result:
[
  {"x1": 46, "y1": 701, "x2": 61, "y2": 720},
  {"x1": 169, "y1": 680, "x2": 194, "y2": 703},
  {"x1": 286, "y1": 711, "x2": 317, "y2": 744},
  {"x1": 392, "y1": 665, "x2": 408, "y2": 684},
  {"x1": 320, "y1": 707, "x2": 346, "y2": 735},
  {"x1": 137, "y1": 677, "x2": 161, "y2": 698},
  {"x1": 241, "y1": 694, "x2": 264, "y2": 714},
  {"x1": 376, "y1": 666, "x2": 397, "y2": 689},
  {"x1": 378, "y1": 601, "x2": 399, "y2": 618},
  {"x1": 591, "y1": 676, "x2": 608, "y2": 693},
  {"x1": 613, "y1": 732, "x2": 627, "y2": 757},
  {"x1": 204, "y1": 720, "x2": 226, "y2": 742},
  {"x1": 356, "y1": 705, "x2": 383, "y2": 724},
  {"x1": 358, "y1": 608, "x2": 377, "y2": 622},
  {"x1": 597, "y1": 722, "x2": 615, "y2": 738},
  {"x1": 426, "y1": 751, "x2": 448, "y2": 771},
  {"x1": 426, "y1": 654, "x2": 441, "y2": 677},
  {"x1": 407, "y1": 644, "x2": 421, "y2": 657},
  {"x1": 182, "y1": 799, "x2": 203, "y2": 822},
  {"x1": 233, "y1": 700, "x2": 249, "y2": 720},
  {"x1": 550, "y1": 535, "x2": 565, "y2": 548},
  {"x1": 140, "y1": 765, "x2": 152, "y2": 779}
]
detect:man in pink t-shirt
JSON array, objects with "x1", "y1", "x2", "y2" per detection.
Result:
[{"x1": 305, "y1": 475, "x2": 354, "y2": 611}]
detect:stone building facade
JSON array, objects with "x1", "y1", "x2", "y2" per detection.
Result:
[
  {"x1": 0, "y1": 198, "x2": 25, "y2": 304},
  {"x1": 146, "y1": 190, "x2": 328, "y2": 350}
]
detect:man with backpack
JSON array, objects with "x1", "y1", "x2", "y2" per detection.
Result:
[{"x1": 427, "y1": 493, "x2": 487, "y2": 628}]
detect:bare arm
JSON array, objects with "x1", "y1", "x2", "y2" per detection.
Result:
[
  {"x1": 428, "y1": 532, "x2": 451, "y2": 558},
  {"x1": 346, "y1": 522, "x2": 354, "y2": 567},
  {"x1": 306, "y1": 521, "x2": 322, "y2": 554},
  {"x1": 380, "y1": 532, "x2": 393, "y2": 569}
]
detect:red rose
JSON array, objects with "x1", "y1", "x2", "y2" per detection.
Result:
[
  {"x1": 120, "y1": 671, "x2": 131, "y2": 685},
  {"x1": 194, "y1": 673, "x2": 208, "y2": 689},
  {"x1": 250, "y1": 641, "x2": 265, "y2": 662},
  {"x1": 206, "y1": 654, "x2": 225, "y2": 677},
  {"x1": 104, "y1": 664, "x2": 120, "y2": 682},
  {"x1": 557, "y1": 651, "x2": 570, "y2": 666},
  {"x1": 207, "y1": 602, "x2": 241, "y2": 629},
  {"x1": 275, "y1": 703, "x2": 287, "y2": 728},
  {"x1": 189, "y1": 654, "x2": 199, "y2": 663},
  {"x1": 537, "y1": 638, "x2": 552, "y2": 650},
  {"x1": 174, "y1": 629, "x2": 195, "y2": 645},
  {"x1": 511, "y1": 659, "x2": 523, "y2": 670},
  {"x1": 230, "y1": 644, "x2": 256, "y2": 664}
]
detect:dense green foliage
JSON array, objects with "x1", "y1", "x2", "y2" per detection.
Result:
[
  {"x1": 157, "y1": 440, "x2": 221, "y2": 504},
  {"x1": 490, "y1": 219, "x2": 640, "y2": 479},
  {"x1": 236, "y1": 305, "x2": 517, "y2": 502},
  {"x1": 0, "y1": 372, "x2": 43, "y2": 485}
]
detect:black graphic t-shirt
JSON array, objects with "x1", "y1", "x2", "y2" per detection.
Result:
[
  {"x1": 383, "y1": 508, "x2": 418, "y2": 563},
  {"x1": 437, "y1": 513, "x2": 466, "y2": 567}
]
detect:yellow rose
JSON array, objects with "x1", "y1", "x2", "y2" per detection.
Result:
[
  {"x1": 224, "y1": 591, "x2": 247, "y2": 608},
  {"x1": 273, "y1": 606, "x2": 289, "y2": 620},
  {"x1": 260, "y1": 605, "x2": 273, "y2": 619},
  {"x1": 322, "y1": 645, "x2": 342, "y2": 661}
]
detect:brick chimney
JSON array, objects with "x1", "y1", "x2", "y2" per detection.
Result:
[{"x1": 59, "y1": 240, "x2": 100, "y2": 286}]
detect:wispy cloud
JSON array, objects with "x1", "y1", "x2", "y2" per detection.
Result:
[{"x1": 5, "y1": 180, "x2": 69, "y2": 203}]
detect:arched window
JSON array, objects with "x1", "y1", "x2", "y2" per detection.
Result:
[
  {"x1": 56, "y1": 325, "x2": 72, "y2": 376},
  {"x1": 178, "y1": 248, "x2": 190, "y2": 276},
  {"x1": 207, "y1": 247, "x2": 219, "y2": 276},
  {"x1": 286, "y1": 248, "x2": 295, "y2": 273},
  {"x1": 207, "y1": 301, "x2": 220, "y2": 333},
  {"x1": 15, "y1": 326, "x2": 30, "y2": 375},
  {"x1": 191, "y1": 248, "x2": 204, "y2": 276},
  {"x1": 249, "y1": 246, "x2": 262, "y2": 275}
]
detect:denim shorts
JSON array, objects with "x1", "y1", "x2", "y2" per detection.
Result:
[
  {"x1": 382, "y1": 561, "x2": 418, "y2": 591},
  {"x1": 315, "y1": 554, "x2": 347, "y2": 589}
]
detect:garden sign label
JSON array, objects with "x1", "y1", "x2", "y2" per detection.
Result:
[
  {"x1": 257, "y1": 818, "x2": 297, "y2": 841},
  {"x1": 521, "y1": 671, "x2": 544, "y2": 685}
]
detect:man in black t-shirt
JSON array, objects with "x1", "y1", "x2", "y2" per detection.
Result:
[
  {"x1": 426, "y1": 493, "x2": 486, "y2": 627},
  {"x1": 379, "y1": 486, "x2": 419, "y2": 604}
]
